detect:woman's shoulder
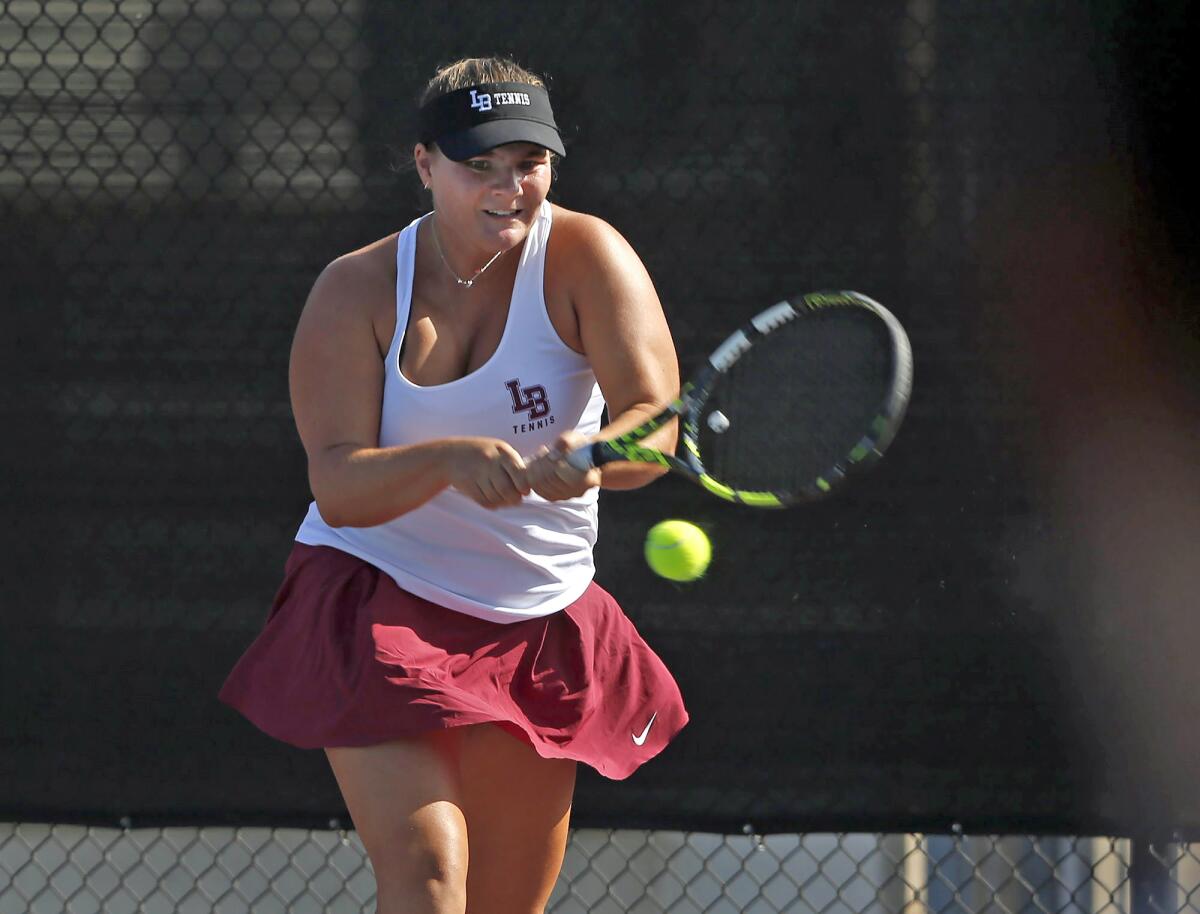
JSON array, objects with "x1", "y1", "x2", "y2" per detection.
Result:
[
  {"x1": 549, "y1": 203, "x2": 624, "y2": 248},
  {"x1": 305, "y1": 231, "x2": 400, "y2": 316},
  {"x1": 547, "y1": 204, "x2": 642, "y2": 277},
  {"x1": 319, "y1": 232, "x2": 399, "y2": 291}
]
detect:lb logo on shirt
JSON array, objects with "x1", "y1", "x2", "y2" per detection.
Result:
[{"x1": 506, "y1": 378, "x2": 556, "y2": 433}]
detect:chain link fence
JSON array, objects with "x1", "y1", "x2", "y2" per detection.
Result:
[
  {"x1": 3, "y1": 825, "x2": 1199, "y2": 914},
  {"x1": 1, "y1": 0, "x2": 367, "y2": 211}
]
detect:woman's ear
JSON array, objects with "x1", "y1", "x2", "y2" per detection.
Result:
[{"x1": 413, "y1": 143, "x2": 434, "y2": 189}]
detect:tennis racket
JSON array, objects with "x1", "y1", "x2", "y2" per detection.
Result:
[{"x1": 567, "y1": 291, "x2": 913, "y2": 507}]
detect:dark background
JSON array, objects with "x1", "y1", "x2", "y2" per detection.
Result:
[{"x1": 2, "y1": 0, "x2": 1198, "y2": 835}]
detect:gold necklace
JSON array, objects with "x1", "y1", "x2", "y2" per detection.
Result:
[{"x1": 430, "y1": 218, "x2": 504, "y2": 289}]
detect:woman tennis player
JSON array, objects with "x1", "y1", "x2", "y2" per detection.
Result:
[{"x1": 219, "y1": 56, "x2": 688, "y2": 914}]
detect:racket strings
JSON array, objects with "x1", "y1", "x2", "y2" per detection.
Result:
[{"x1": 698, "y1": 309, "x2": 893, "y2": 495}]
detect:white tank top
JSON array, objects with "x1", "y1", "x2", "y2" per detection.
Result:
[{"x1": 295, "y1": 202, "x2": 607, "y2": 623}]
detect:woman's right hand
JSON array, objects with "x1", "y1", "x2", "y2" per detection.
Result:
[{"x1": 443, "y1": 437, "x2": 532, "y2": 509}]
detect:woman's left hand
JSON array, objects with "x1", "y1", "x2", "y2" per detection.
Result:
[{"x1": 525, "y1": 431, "x2": 603, "y2": 501}]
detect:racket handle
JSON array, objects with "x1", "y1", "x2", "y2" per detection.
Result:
[{"x1": 564, "y1": 443, "x2": 600, "y2": 472}]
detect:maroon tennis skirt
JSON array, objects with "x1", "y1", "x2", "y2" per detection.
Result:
[{"x1": 219, "y1": 543, "x2": 688, "y2": 780}]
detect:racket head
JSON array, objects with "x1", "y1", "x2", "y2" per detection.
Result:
[{"x1": 683, "y1": 291, "x2": 913, "y2": 507}]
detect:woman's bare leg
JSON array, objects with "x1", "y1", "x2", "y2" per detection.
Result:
[
  {"x1": 325, "y1": 730, "x2": 468, "y2": 914},
  {"x1": 458, "y1": 725, "x2": 577, "y2": 914}
]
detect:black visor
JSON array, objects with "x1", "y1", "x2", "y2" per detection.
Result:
[{"x1": 418, "y1": 82, "x2": 566, "y2": 161}]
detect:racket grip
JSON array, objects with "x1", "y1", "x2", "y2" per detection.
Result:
[{"x1": 564, "y1": 443, "x2": 600, "y2": 472}]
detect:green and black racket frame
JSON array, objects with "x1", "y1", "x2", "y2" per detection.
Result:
[{"x1": 566, "y1": 291, "x2": 914, "y2": 507}]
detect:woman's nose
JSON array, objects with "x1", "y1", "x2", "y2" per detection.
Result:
[{"x1": 491, "y1": 167, "x2": 521, "y2": 192}]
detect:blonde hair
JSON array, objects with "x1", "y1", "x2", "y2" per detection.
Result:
[{"x1": 420, "y1": 56, "x2": 547, "y2": 107}]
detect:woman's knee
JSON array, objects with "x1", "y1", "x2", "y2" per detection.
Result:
[
  {"x1": 325, "y1": 737, "x2": 468, "y2": 912},
  {"x1": 371, "y1": 800, "x2": 469, "y2": 912},
  {"x1": 391, "y1": 800, "x2": 468, "y2": 879}
]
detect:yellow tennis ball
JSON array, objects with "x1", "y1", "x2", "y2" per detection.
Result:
[{"x1": 644, "y1": 520, "x2": 712, "y2": 582}]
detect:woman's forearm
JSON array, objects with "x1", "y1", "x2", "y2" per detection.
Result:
[
  {"x1": 594, "y1": 402, "x2": 676, "y2": 491},
  {"x1": 307, "y1": 440, "x2": 457, "y2": 528}
]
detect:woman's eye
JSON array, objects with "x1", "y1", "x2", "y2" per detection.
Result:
[{"x1": 465, "y1": 160, "x2": 489, "y2": 171}]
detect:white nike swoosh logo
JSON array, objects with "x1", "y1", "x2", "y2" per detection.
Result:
[{"x1": 632, "y1": 712, "x2": 658, "y2": 746}]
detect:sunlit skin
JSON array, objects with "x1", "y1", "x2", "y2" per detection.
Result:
[{"x1": 414, "y1": 142, "x2": 553, "y2": 280}]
